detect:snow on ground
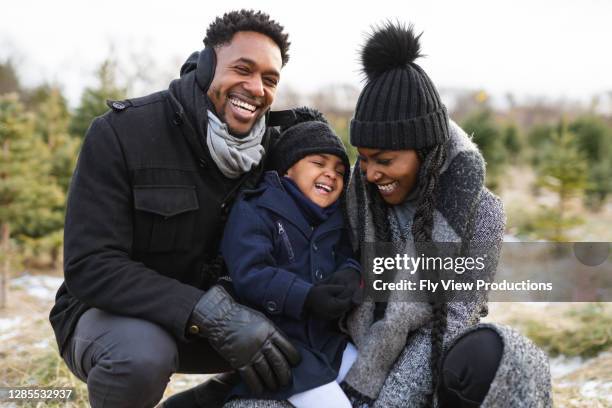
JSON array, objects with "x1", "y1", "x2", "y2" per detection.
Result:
[
  {"x1": 0, "y1": 316, "x2": 22, "y2": 331},
  {"x1": 9, "y1": 273, "x2": 63, "y2": 301},
  {"x1": 553, "y1": 352, "x2": 612, "y2": 406},
  {"x1": 549, "y1": 354, "x2": 585, "y2": 378},
  {"x1": 580, "y1": 380, "x2": 612, "y2": 400},
  {"x1": 0, "y1": 316, "x2": 23, "y2": 342}
]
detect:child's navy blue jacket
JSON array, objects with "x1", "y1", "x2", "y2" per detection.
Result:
[{"x1": 220, "y1": 171, "x2": 360, "y2": 399}]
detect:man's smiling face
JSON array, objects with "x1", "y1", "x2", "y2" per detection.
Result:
[{"x1": 207, "y1": 31, "x2": 282, "y2": 136}]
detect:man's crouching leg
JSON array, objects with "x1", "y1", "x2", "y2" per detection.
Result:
[{"x1": 62, "y1": 308, "x2": 179, "y2": 408}]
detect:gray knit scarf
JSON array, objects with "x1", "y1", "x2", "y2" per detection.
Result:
[{"x1": 206, "y1": 110, "x2": 266, "y2": 179}]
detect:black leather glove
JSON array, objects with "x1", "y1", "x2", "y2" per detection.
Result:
[
  {"x1": 304, "y1": 284, "x2": 353, "y2": 320},
  {"x1": 188, "y1": 286, "x2": 301, "y2": 394},
  {"x1": 322, "y1": 267, "x2": 363, "y2": 305}
]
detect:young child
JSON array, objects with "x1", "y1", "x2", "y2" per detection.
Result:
[{"x1": 220, "y1": 108, "x2": 361, "y2": 407}]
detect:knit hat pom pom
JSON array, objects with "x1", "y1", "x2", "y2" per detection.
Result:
[
  {"x1": 361, "y1": 21, "x2": 423, "y2": 81},
  {"x1": 280, "y1": 106, "x2": 328, "y2": 131},
  {"x1": 292, "y1": 106, "x2": 328, "y2": 125}
]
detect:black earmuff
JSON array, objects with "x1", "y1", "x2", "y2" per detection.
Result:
[{"x1": 195, "y1": 46, "x2": 217, "y2": 92}]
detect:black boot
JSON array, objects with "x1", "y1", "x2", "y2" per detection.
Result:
[{"x1": 160, "y1": 372, "x2": 241, "y2": 408}]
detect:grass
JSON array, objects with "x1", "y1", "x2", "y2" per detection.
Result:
[
  {"x1": 1, "y1": 343, "x2": 89, "y2": 407},
  {"x1": 512, "y1": 303, "x2": 612, "y2": 358},
  {"x1": 0, "y1": 281, "x2": 89, "y2": 408}
]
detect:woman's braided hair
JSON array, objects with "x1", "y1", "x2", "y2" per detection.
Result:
[
  {"x1": 413, "y1": 144, "x2": 448, "y2": 407},
  {"x1": 365, "y1": 178, "x2": 394, "y2": 321}
]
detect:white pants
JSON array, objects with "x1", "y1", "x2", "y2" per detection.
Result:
[{"x1": 287, "y1": 342, "x2": 358, "y2": 408}]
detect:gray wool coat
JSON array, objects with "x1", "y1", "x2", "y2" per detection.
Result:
[{"x1": 223, "y1": 121, "x2": 552, "y2": 408}]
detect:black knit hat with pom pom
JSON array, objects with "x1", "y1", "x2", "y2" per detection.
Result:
[
  {"x1": 270, "y1": 107, "x2": 350, "y2": 184},
  {"x1": 350, "y1": 22, "x2": 449, "y2": 150}
]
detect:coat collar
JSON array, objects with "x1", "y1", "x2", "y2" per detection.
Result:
[{"x1": 256, "y1": 172, "x2": 344, "y2": 239}]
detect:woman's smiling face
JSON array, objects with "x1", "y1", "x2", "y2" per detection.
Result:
[{"x1": 357, "y1": 147, "x2": 421, "y2": 205}]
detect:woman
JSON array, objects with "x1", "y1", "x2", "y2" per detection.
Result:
[
  {"x1": 225, "y1": 22, "x2": 551, "y2": 408},
  {"x1": 339, "y1": 22, "x2": 551, "y2": 408}
]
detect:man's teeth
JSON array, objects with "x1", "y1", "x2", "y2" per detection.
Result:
[
  {"x1": 229, "y1": 97, "x2": 256, "y2": 112},
  {"x1": 377, "y1": 182, "x2": 398, "y2": 193},
  {"x1": 315, "y1": 183, "x2": 332, "y2": 192}
]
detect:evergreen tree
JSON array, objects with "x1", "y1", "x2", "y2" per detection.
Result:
[
  {"x1": 32, "y1": 85, "x2": 80, "y2": 192},
  {"x1": 23, "y1": 86, "x2": 79, "y2": 267},
  {"x1": 569, "y1": 115, "x2": 612, "y2": 208},
  {"x1": 0, "y1": 94, "x2": 64, "y2": 307},
  {"x1": 570, "y1": 115, "x2": 609, "y2": 162},
  {"x1": 0, "y1": 60, "x2": 20, "y2": 95},
  {"x1": 534, "y1": 124, "x2": 587, "y2": 241},
  {"x1": 503, "y1": 123, "x2": 522, "y2": 164},
  {"x1": 69, "y1": 59, "x2": 127, "y2": 138},
  {"x1": 461, "y1": 109, "x2": 505, "y2": 190},
  {"x1": 527, "y1": 123, "x2": 556, "y2": 167},
  {"x1": 584, "y1": 159, "x2": 612, "y2": 209}
]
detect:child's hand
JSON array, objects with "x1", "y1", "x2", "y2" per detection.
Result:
[
  {"x1": 323, "y1": 268, "x2": 363, "y2": 306},
  {"x1": 305, "y1": 284, "x2": 352, "y2": 319}
]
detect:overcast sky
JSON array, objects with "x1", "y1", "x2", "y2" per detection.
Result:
[{"x1": 2, "y1": 0, "x2": 611, "y2": 107}]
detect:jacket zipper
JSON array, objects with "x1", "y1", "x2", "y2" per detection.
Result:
[{"x1": 277, "y1": 222, "x2": 295, "y2": 261}]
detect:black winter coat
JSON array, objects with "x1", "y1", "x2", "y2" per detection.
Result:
[{"x1": 49, "y1": 50, "x2": 280, "y2": 353}]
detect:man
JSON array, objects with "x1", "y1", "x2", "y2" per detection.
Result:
[{"x1": 49, "y1": 10, "x2": 301, "y2": 408}]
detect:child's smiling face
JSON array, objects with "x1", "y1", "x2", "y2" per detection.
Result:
[{"x1": 286, "y1": 154, "x2": 345, "y2": 208}]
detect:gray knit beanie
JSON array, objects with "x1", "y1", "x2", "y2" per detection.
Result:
[
  {"x1": 350, "y1": 22, "x2": 450, "y2": 150},
  {"x1": 270, "y1": 107, "x2": 350, "y2": 184}
]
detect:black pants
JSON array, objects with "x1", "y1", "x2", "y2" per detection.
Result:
[
  {"x1": 61, "y1": 308, "x2": 231, "y2": 408},
  {"x1": 438, "y1": 328, "x2": 504, "y2": 408}
]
